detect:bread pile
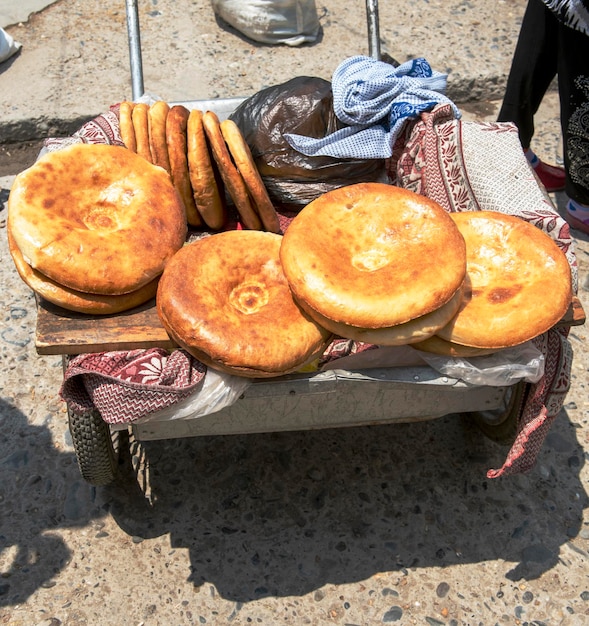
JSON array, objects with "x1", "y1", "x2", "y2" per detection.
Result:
[
  {"x1": 156, "y1": 230, "x2": 332, "y2": 377},
  {"x1": 280, "y1": 183, "x2": 468, "y2": 346},
  {"x1": 7, "y1": 143, "x2": 187, "y2": 314},
  {"x1": 119, "y1": 101, "x2": 280, "y2": 233},
  {"x1": 279, "y1": 183, "x2": 572, "y2": 355},
  {"x1": 413, "y1": 211, "x2": 573, "y2": 353}
]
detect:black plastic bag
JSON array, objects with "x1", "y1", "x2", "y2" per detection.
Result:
[{"x1": 229, "y1": 76, "x2": 386, "y2": 209}]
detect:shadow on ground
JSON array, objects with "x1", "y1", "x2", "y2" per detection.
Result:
[{"x1": 101, "y1": 407, "x2": 588, "y2": 603}]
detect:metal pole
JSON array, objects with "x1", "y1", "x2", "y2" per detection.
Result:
[
  {"x1": 365, "y1": 0, "x2": 381, "y2": 60},
  {"x1": 125, "y1": 0, "x2": 145, "y2": 100}
]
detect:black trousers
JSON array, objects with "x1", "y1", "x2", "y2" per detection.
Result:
[{"x1": 497, "y1": 0, "x2": 589, "y2": 203}]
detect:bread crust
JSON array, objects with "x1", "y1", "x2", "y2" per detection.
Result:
[
  {"x1": 202, "y1": 111, "x2": 262, "y2": 230},
  {"x1": 220, "y1": 119, "x2": 280, "y2": 233},
  {"x1": 280, "y1": 183, "x2": 467, "y2": 328},
  {"x1": 148, "y1": 100, "x2": 172, "y2": 173},
  {"x1": 8, "y1": 225, "x2": 158, "y2": 314},
  {"x1": 296, "y1": 282, "x2": 465, "y2": 346},
  {"x1": 436, "y1": 211, "x2": 573, "y2": 348},
  {"x1": 166, "y1": 105, "x2": 204, "y2": 227},
  {"x1": 8, "y1": 143, "x2": 187, "y2": 295},
  {"x1": 187, "y1": 109, "x2": 227, "y2": 230},
  {"x1": 119, "y1": 101, "x2": 137, "y2": 152},
  {"x1": 156, "y1": 231, "x2": 332, "y2": 377},
  {"x1": 131, "y1": 102, "x2": 152, "y2": 162},
  {"x1": 411, "y1": 334, "x2": 498, "y2": 357}
]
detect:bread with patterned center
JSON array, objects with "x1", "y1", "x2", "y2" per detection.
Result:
[{"x1": 156, "y1": 230, "x2": 332, "y2": 377}]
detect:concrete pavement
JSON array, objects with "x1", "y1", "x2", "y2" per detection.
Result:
[{"x1": 0, "y1": 0, "x2": 533, "y2": 144}]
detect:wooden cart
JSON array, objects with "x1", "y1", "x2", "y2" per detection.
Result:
[{"x1": 29, "y1": 1, "x2": 586, "y2": 485}]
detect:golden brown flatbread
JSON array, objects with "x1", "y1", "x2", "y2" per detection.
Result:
[
  {"x1": 119, "y1": 101, "x2": 136, "y2": 152},
  {"x1": 8, "y1": 143, "x2": 187, "y2": 295},
  {"x1": 280, "y1": 183, "x2": 467, "y2": 329},
  {"x1": 156, "y1": 230, "x2": 332, "y2": 377},
  {"x1": 131, "y1": 102, "x2": 152, "y2": 162},
  {"x1": 220, "y1": 119, "x2": 280, "y2": 233},
  {"x1": 436, "y1": 211, "x2": 573, "y2": 348},
  {"x1": 8, "y1": 226, "x2": 159, "y2": 314},
  {"x1": 297, "y1": 283, "x2": 464, "y2": 346},
  {"x1": 148, "y1": 100, "x2": 171, "y2": 173},
  {"x1": 202, "y1": 110, "x2": 262, "y2": 230},
  {"x1": 187, "y1": 109, "x2": 227, "y2": 230},
  {"x1": 167, "y1": 105, "x2": 203, "y2": 227},
  {"x1": 412, "y1": 334, "x2": 498, "y2": 357}
]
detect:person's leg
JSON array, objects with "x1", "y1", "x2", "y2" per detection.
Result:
[
  {"x1": 497, "y1": 0, "x2": 559, "y2": 148},
  {"x1": 557, "y1": 21, "x2": 589, "y2": 209}
]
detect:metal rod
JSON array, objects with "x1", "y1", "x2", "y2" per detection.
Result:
[
  {"x1": 365, "y1": 0, "x2": 381, "y2": 60},
  {"x1": 125, "y1": 0, "x2": 145, "y2": 100}
]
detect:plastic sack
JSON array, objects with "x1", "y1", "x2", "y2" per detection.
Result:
[
  {"x1": 229, "y1": 76, "x2": 387, "y2": 208},
  {"x1": 211, "y1": 0, "x2": 321, "y2": 46},
  {"x1": 416, "y1": 341, "x2": 546, "y2": 387},
  {"x1": 0, "y1": 27, "x2": 21, "y2": 64},
  {"x1": 136, "y1": 369, "x2": 251, "y2": 423}
]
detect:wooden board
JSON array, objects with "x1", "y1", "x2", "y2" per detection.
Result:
[
  {"x1": 35, "y1": 297, "x2": 176, "y2": 355},
  {"x1": 34, "y1": 294, "x2": 586, "y2": 357}
]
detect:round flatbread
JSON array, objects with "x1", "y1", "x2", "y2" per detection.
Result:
[
  {"x1": 220, "y1": 119, "x2": 280, "y2": 233},
  {"x1": 148, "y1": 100, "x2": 171, "y2": 173},
  {"x1": 156, "y1": 230, "x2": 332, "y2": 377},
  {"x1": 298, "y1": 283, "x2": 464, "y2": 346},
  {"x1": 119, "y1": 101, "x2": 137, "y2": 152},
  {"x1": 167, "y1": 105, "x2": 203, "y2": 227},
  {"x1": 131, "y1": 102, "x2": 152, "y2": 162},
  {"x1": 436, "y1": 211, "x2": 573, "y2": 348},
  {"x1": 280, "y1": 183, "x2": 467, "y2": 329},
  {"x1": 412, "y1": 334, "x2": 498, "y2": 357},
  {"x1": 8, "y1": 226, "x2": 159, "y2": 314},
  {"x1": 187, "y1": 109, "x2": 227, "y2": 230},
  {"x1": 202, "y1": 110, "x2": 262, "y2": 230},
  {"x1": 8, "y1": 143, "x2": 187, "y2": 295}
]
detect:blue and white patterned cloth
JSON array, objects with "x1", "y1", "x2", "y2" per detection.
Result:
[{"x1": 284, "y1": 55, "x2": 461, "y2": 159}]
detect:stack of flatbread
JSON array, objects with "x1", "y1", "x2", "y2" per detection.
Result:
[
  {"x1": 280, "y1": 183, "x2": 468, "y2": 346},
  {"x1": 7, "y1": 143, "x2": 187, "y2": 315},
  {"x1": 119, "y1": 101, "x2": 280, "y2": 233},
  {"x1": 412, "y1": 211, "x2": 573, "y2": 355},
  {"x1": 279, "y1": 183, "x2": 572, "y2": 352},
  {"x1": 156, "y1": 230, "x2": 332, "y2": 377}
]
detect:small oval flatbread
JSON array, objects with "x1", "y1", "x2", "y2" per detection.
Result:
[
  {"x1": 187, "y1": 109, "x2": 227, "y2": 230},
  {"x1": 132, "y1": 102, "x2": 152, "y2": 162},
  {"x1": 119, "y1": 101, "x2": 137, "y2": 152},
  {"x1": 220, "y1": 119, "x2": 280, "y2": 233},
  {"x1": 436, "y1": 211, "x2": 573, "y2": 348},
  {"x1": 148, "y1": 100, "x2": 171, "y2": 173},
  {"x1": 202, "y1": 110, "x2": 262, "y2": 230},
  {"x1": 167, "y1": 105, "x2": 203, "y2": 227},
  {"x1": 8, "y1": 226, "x2": 159, "y2": 315},
  {"x1": 157, "y1": 230, "x2": 332, "y2": 377}
]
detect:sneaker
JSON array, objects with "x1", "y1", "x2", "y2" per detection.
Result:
[
  {"x1": 565, "y1": 208, "x2": 589, "y2": 235},
  {"x1": 533, "y1": 160, "x2": 566, "y2": 192}
]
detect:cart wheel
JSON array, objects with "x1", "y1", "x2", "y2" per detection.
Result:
[
  {"x1": 68, "y1": 406, "x2": 125, "y2": 486},
  {"x1": 469, "y1": 380, "x2": 530, "y2": 445}
]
